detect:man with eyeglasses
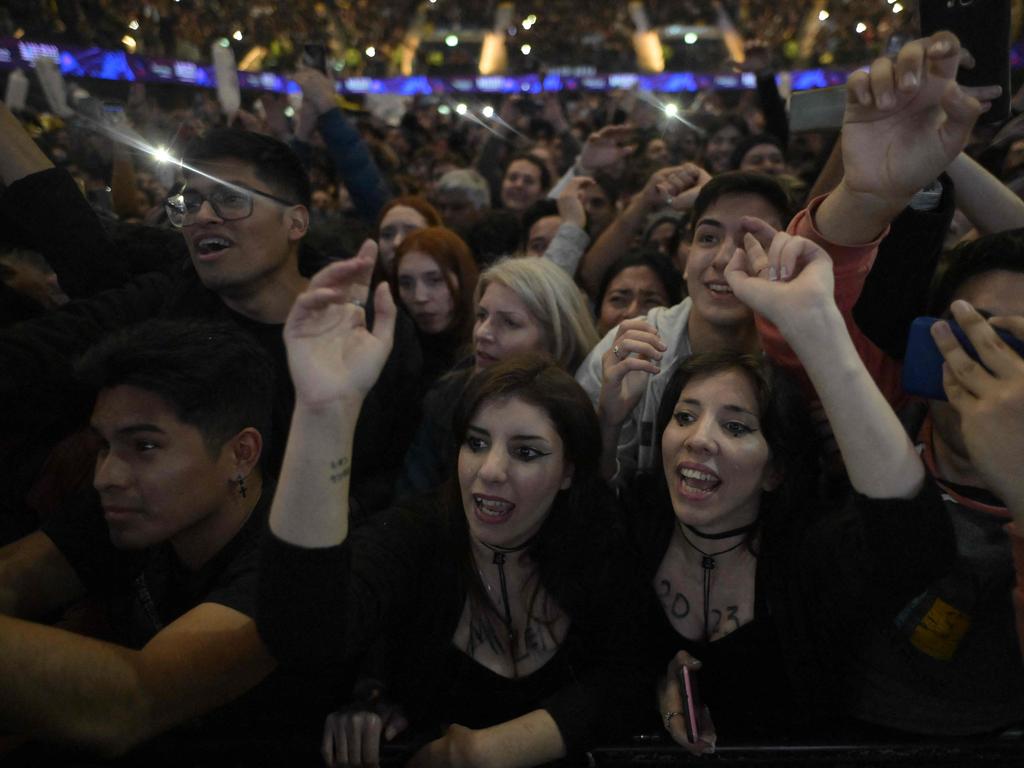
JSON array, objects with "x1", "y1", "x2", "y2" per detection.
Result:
[{"x1": 0, "y1": 105, "x2": 420, "y2": 508}]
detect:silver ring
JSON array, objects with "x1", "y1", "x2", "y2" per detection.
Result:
[
  {"x1": 663, "y1": 710, "x2": 684, "y2": 729},
  {"x1": 613, "y1": 343, "x2": 624, "y2": 360},
  {"x1": 665, "y1": 195, "x2": 674, "y2": 206},
  {"x1": 348, "y1": 298, "x2": 366, "y2": 308}
]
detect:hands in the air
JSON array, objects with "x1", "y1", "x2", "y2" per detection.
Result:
[{"x1": 284, "y1": 239, "x2": 396, "y2": 408}]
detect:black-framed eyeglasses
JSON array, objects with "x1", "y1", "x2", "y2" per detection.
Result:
[{"x1": 165, "y1": 185, "x2": 297, "y2": 228}]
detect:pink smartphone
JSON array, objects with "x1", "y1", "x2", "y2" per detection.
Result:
[{"x1": 677, "y1": 666, "x2": 703, "y2": 743}]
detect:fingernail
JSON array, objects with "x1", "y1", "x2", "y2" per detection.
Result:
[
  {"x1": 901, "y1": 72, "x2": 918, "y2": 89},
  {"x1": 780, "y1": 265, "x2": 790, "y2": 280},
  {"x1": 952, "y1": 299, "x2": 975, "y2": 313},
  {"x1": 930, "y1": 40, "x2": 950, "y2": 55},
  {"x1": 931, "y1": 320, "x2": 952, "y2": 340},
  {"x1": 768, "y1": 265, "x2": 778, "y2": 281}
]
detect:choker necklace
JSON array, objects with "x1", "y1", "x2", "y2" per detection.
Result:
[
  {"x1": 683, "y1": 520, "x2": 758, "y2": 540},
  {"x1": 474, "y1": 535, "x2": 536, "y2": 676},
  {"x1": 677, "y1": 520, "x2": 752, "y2": 642}
]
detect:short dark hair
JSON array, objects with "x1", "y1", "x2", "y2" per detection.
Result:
[
  {"x1": 505, "y1": 153, "x2": 552, "y2": 192},
  {"x1": 76, "y1": 320, "x2": 275, "y2": 461},
  {"x1": 730, "y1": 133, "x2": 785, "y2": 171},
  {"x1": 183, "y1": 129, "x2": 312, "y2": 208},
  {"x1": 690, "y1": 171, "x2": 793, "y2": 236},
  {"x1": 654, "y1": 351, "x2": 819, "y2": 544},
  {"x1": 929, "y1": 228, "x2": 1024, "y2": 316},
  {"x1": 521, "y1": 199, "x2": 560, "y2": 249}
]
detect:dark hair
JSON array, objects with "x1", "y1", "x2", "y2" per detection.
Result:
[
  {"x1": 520, "y1": 199, "x2": 560, "y2": 249},
  {"x1": 594, "y1": 249, "x2": 683, "y2": 312},
  {"x1": 729, "y1": 133, "x2": 785, "y2": 172},
  {"x1": 654, "y1": 352, "x2": 820, "y2": 546},
  {"x1": 466, "y1": 210, "x2": 521, "y2": 267},
  {"x1": 928, "y1": 229, "x2": 1024, "y2": 316},
  {"x1": 376, "y1": 196, "x2": 443, "y2": 234},
  {"x1": 449, "y1": 354, "x2": 623, "y2": 616},
  {"x1": 690, "y1": 171, "x2": 794, "y2": 236},
  {"x1": 701, "y1": 114, "x2": 750, "y2": 147},
  {"x1": 393, "y1": 226, "x2": 480, "y2": 339},
  {"x1": 75, "y1": 320, "x2": 275, "y2": 463},
  {"x1": 183, "y1": 128, "x2": 311, "y2": 208},
  {"x1": 504, "y1": 154, "x2": 552, "y2": 192}
]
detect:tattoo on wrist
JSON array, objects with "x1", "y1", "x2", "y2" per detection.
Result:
[{"x1": 329, "y1": 457, "x2": 351, "y2": 484}]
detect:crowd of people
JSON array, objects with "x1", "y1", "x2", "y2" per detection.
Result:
[
  {"x1": 1, "y1": 22, "x2": 1024, "y2": 768},
  {"x1": 2, "y1": 0, "x2": 919, "y2": 75}
]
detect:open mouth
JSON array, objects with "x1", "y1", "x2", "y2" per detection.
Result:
[
  {"x1": 472, "y1": 494, "x2": 515, "y2": 523},
  {"x1": 677, "y1": 466, "x2": 721, "y2": 499},
  {"x1": 706, "y1": 282, "x2": 733, "y2": 296},
  {"x1": 195, "y1": 237, "x2": 234, "y2": 257}
]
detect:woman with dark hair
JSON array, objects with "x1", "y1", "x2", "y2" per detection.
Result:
[
  {"x1": 599, "y1": 219, "x2": 955, "y2": 748},
  {"x1": 594, "y1": 250, "x2": 683, "y2": 336},
  {"x1": 700, "y1": 115, "x2": 750, "y2": 176},
  {"x1": 258, "y1": 251, "x2": 648, "y2": 767},
  {"x1": 376, "y1": 196, "x2": 442, "y2": 270},
  {"x1": 392, "y1": 227, "x2": 479, "y2": 387}
]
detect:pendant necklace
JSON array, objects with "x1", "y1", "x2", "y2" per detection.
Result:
[{"x1": 677, "y1": 520, "x2": 757, "y2": 642}]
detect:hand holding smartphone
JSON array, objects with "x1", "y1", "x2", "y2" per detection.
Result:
[{"x1": 677, "y1": 666, "x2": 703, "y2": 744}]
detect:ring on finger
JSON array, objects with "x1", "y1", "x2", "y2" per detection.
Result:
[
  {"x1": 663, "y1": 711, "x2": 684, "y2": 729},
  {"x1": 613, "y1": 343, "x2": 625, "y2": 360},
  {"x1": 348, "y1": 298, "x2": 366, "y2": 308}
]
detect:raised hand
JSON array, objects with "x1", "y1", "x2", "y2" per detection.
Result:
[
  {"x1": 724, "y1": 217, "x2": 835, "y2": 335},
  {"x1": 293, "y1": 68, "x2": 340, "y2": 116},
  {"x1": 933, "y1": 304, "x2": 1024, "y2": 521},
  {"x1": 841, "y1": 32, "x2": 986, "y2": 210},
  {"x1": 578, "y1": 124, "x2": 638, "y2": 174},
  {"x1": 658, "y1": 650, "x2": 717, "y2": 755},
  {"x1": 557, "y1": 176, "x2": 595, "y2": 229},
  {"x1": 597, "y1": 318, "x2": 664, "y2": 429},
  {"x1": 283, "y1": 240, "x2": 396, "y2": 408},
  {"x1": 641, "y1": 163, "x2": 711, "y2": 212}
]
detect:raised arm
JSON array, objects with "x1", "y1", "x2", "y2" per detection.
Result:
[
  {"x1": 269, "y1": 241, "x2": 396, "y2": 549},
  {"x1": 815, "y1": 32, "x2": 986, "y2": 246},
  {"x1": 945, "y1": 151, "x2": 1024, "y2": 236},
  {"x1": 727, "y1": 219, "x2": 924, "y2": 499},
  {"x1": 0, "y1": 101, "x2": 54, "y2": 183}
]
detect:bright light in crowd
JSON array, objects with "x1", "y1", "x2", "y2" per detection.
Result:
[
  {"x1": 121, "y1": 35, "x2": 137, "y2": 51},
  {"x1": 455, "y1": 103, "x2": 468, "y2": 115},
  {"x1": 522, "y1": 14, "x2": 537, "y2": 30},
  {"x1": 232, "y1": 30, "x2": 243, "y2": 41},
  {"x1": 664, "y1": 103, "x2": 679, "y2": 118},
  {"x1": 284, "y1": 106, "x2": 295, "y2": 118},
  {"x1": 438, "y1": 104, "x2": 452, "y2": 115},
  {"x1": 445, "y1": 34, "x2": 459, "y2": 47},
  {"x1": 521, "y1": 44, "x2": 532, "y2": 55},
  {"x1": 129, "y1": 20, "x2": 140, "y2": 30},
  {"x1": 892, "y1": 2, "x2": 903, "y2": 11},
  {"x1": 482, "y1": 105, "x2": 495, "y2": 118},
  {"x1": 818, "y1": 10, "x2": 830, "y2": 21},
  {"x1": 855, "y1": 22, "x2": 867, "y2": 33},
  {"x1": 683, "y1": 32, "x2": 698, "y2": 44},
  {"x1": 365, "y1": 46, "x2": 376, "y2": 57},
  {"x1": 152, "y1": 146, "x2": 174, "y2": 164}
]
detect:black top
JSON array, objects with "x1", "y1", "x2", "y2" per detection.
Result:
[
  {"x1": 624, "y1": 473, "x2": 957, "y2": 743},
  {"x1": 0, "y1": 168, "x2": 423, "y2": 516},
  {"x1": 257, "y1": 494, "x2": 655, "y2": 756}
]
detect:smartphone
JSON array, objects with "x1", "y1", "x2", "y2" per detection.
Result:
[
  {"x1": 677, "y1": 666, "x2": 703, "y2": 744},
  {"x1": 301, "y1": 42, "x2": 328, "y2": 74},
  {"x1": 920, "y1": 0, "x2": 1011, "y2": 124},
  {"x1": 903, "y1": 316, "x2": 1024, "y2": 400}
]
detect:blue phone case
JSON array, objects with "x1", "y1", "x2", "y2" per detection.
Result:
[{"x1": 902, "y1": 316, "x2": 1024, "y2": 401}]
